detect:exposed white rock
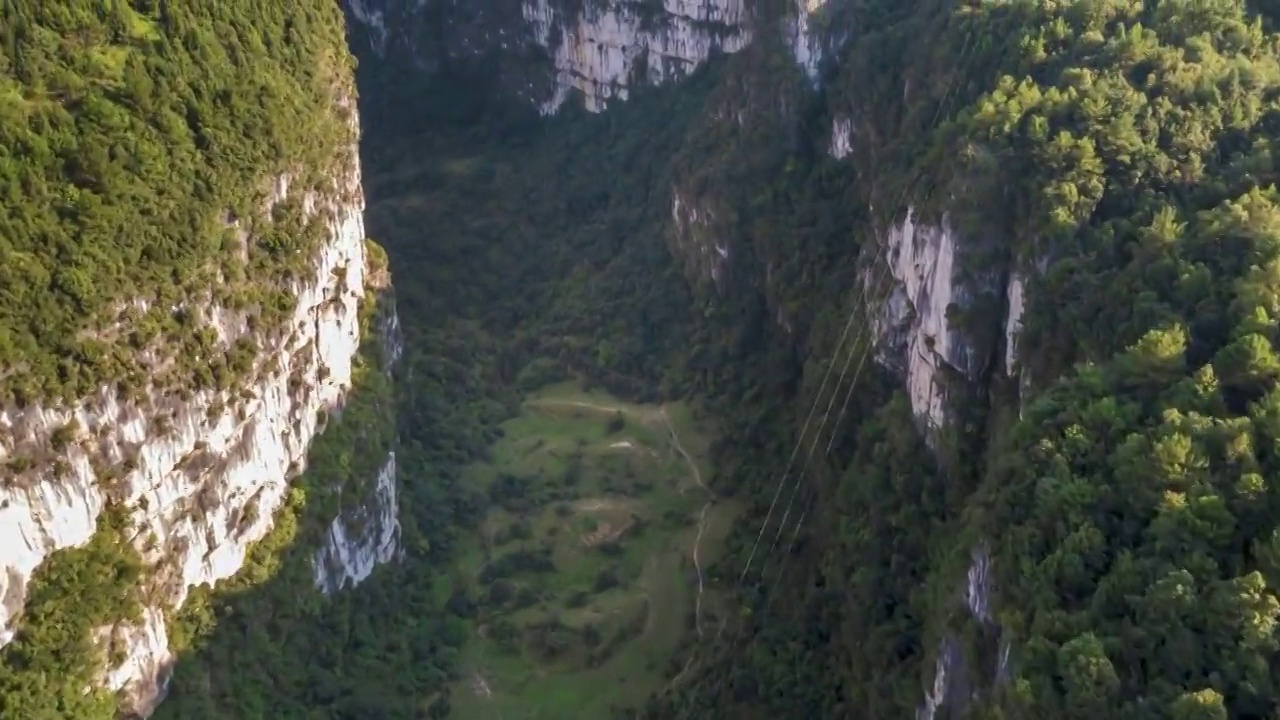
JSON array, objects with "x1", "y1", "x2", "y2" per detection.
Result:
[
  {"x1": 671, "y1": 190, "x2": 731, "y2": 287},
  {"x1": 0, "y1": 178, "x2": 362, "y2": 621},
  {"x1": 1003, "y1": 273, "x2": 1024, "y2": 375},
  {"x1": 524, "y1": 0, "x2": 751, "y2": 113},
  {"x1": 379, "y1": 299, "x2": 405, "y2": 371},
  {"x1": 347, "y1": 0, "x2": 390, "y2": 54},
  {"x1": 313, "y1": 451, "x2": 402, "y2": 593},
  {"x1": 788, "y1": 0, "x2": 827, "y2": 80},
  {"x1": 343, "y1": 0, "x2": 752, "y2": 112},
  {"x1": 965, "y1": 544, "x2": 992, "y2": 623},
  {"x1": 918, "y1": 635, "x2": 960, "y2": 720},
  {"x1": 101, "y1": 607, "x2": 173, "y2": 717},
  {"x1": 0, "y1": 125, "x2": 398, "y2": 712},
  {"x1": 829, "y1": 116, "x2": 851, "y2": 158},
  {"x1": 873, "y1": 208, "x2": 981, "y2": 433},
  {"x1": 917, "y1": 545, "x2": 997, "y2": 720},
  {"x1": 869, "y1": 212, "x2": 1014, "y2": 718}
]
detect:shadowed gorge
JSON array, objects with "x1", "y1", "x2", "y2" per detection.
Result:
[{"x1": 9, "y1": 1, "x2": 1280, "y2": 719}]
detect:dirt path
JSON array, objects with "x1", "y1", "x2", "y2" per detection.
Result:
[
  {"x1": 472, "y1": 671, "x2": 493, "y2": 698},
  {"x1": 691, "y1": 499, "x2": 711, "y2": 632},
  {"x1": 469, "y1": 629, "x2": 508, "y2": 720},
  {"x1": 529, "y1": 398, "x2": 652, "y2": 416},
  {"x1": 545, "y1": 398, "x2": 719, "y2": 641},
  {"x1": 579, "y1": 518, "x2": 633, "y2": 546},
  {"x1": 573, "y1": 497, "x2": 634, "y2": 512},
  {"x1": 660, "y1": 407, "x2": 713, "y2": 639},
  {"x1": 661, "y1": 407, "x2": 704, "y2": 494}
]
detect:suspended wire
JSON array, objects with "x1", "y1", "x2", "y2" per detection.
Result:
[
  {"x1": 736, "y1": 302, "x2": 860, "y2": 585},
  {"x1": 764, "y1": 283, "x2": 869, "y2": 557},
  {"x1": 770, "y1": 24, "x2": 978, "y2": 562},
  {"x1": 684, "y1": 157, "x2": 938, "y2": 715},
  {"x1": 736, "y1": 109, "x2": 915, "y2": 587},
  {"x1": 786, "y1": 507, "x2": 807, "y2": 556},
  {"x1": 670, "y1": 19, "x2": 989, "y2": 719},
  {"x1": 757, "y1": 27, "x2": 980, "y2": 604},
  {"x1": 759, "y1": 22, "x2": 979, "y2": 578},
  {"x1": 670, "y1": 29, "x2": 988, "y2": 717},
  {"x1": 726, "y1": 246, "x2": 887, "y2": 637}
]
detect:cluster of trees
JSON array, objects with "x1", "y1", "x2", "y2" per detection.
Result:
[
  {"x1": 0, "y1": 507, "x2": 143, "y2": 720},
  {"x1": 966, "y1": 1, "x2": 1280, "y2": 717},
  {"x1": 21, "y1": 0, "x2": 1280, "y2": 718},
  {"x1": 344, "y1": 27, "x2": 888, "y2": 720},
  {"x1": 636, "y1": 2, "x2": 1280, "y2": 720},
  {"x1": 0, "y1": 0, "x2": 350, "y2": 405},
  {"x1": 153, "y1": 308, "x2": 484, "y2": 720},
  {"x1": 1, "y1": 2, "x2": 728, "y2": 719},
  {"x1": 671, "y1": 1, "x2": 1280, "y2": 719}
]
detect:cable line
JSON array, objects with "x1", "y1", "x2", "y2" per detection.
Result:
[{"x1": 669, "y1": 17, "x2": 990, "y2": 718}]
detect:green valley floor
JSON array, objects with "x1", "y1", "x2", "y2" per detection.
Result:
[{"x1": 441, "y1": 382, "x2": 744, "y2": 720}]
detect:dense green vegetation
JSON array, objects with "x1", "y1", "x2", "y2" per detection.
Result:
[
  {"x1": 136, "y1": 61, "x2": 732, "y2": 719},
  {"x1": 442, "y1": 385, "x2": 739, "y2": 719},
  {"x1": 153, "y1": 276, "x2": 423, "y2": 720},
  {"x1": 332, "y1": 34, "x2": 881, "y2": 717},
  {"x1": 659, "y1": 1, "x2": 1280, "y2": 719},
  {"x1": 17, "y1": 0, "x2": 1280, "y2": 719},
  {"x1": 0, "y1": 0, "x2": 352, "y2": 404},
  {"x1": 0, "y1": 507, "x2": 143, "y2": 720},
  {"x1": 969, "y1": 2, "x2": 1280, "y2": 717}
]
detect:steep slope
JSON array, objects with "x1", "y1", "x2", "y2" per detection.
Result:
[
  {"x1": 346, "y1": 0, "x2": 756, "y2": 111},
  {"x1": 347, "y1": 1, "x2": 1280, "y2": 719},
  {"x1": 652, "y1": 4, "x2": 1280, "y2": 720},
  {"x1": 8, "y1": 0, "x2": 1259, "y2": 718},
  {"x1": 0, "y1": 4, "x2": 399, "y2": 717}
]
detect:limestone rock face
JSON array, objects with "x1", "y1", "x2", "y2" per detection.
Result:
[{"x1": 0, "y1": 123, "x2": 401, "y2": 715}]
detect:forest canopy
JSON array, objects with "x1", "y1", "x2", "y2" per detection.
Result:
[
  {"x1": 946, "y1": 0, "x2": 1280, "y2": 717},
  {"x1": 0, "y1": 0, "x2": 352, "y2": 405},
  {"x1": 625, "y1": 1, "x2": 1280, "y2": 719},
  {"x1": 13, "y1": 0, "x2": 1280, "y2": 719}
]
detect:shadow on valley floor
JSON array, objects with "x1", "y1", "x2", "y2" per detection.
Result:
[
  {"x1": 440, "y1": 382, "x2": 744, "y2": 720},
  {"x1": 151, "y1": 53, "x2": 753, "y2": 720},
  {"x1": 152, "y1": 373, "x2": 744, "y2": 720}
]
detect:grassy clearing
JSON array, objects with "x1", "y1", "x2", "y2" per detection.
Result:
[{"x1": 444, "y1": 381, "x2": 742, "y2": 719}]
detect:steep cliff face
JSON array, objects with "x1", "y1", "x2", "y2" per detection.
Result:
[
  {"x1": 346, "y1": 0, "x2": 782, "y2": 112},
  {"x1": 622, "y1": 18, "x2": 1021, "y2": 715},
  {"x1": 787, "y1": 0, "x2": 832, "y2": 79},
  {"x1": 0, "y1": 116, "x2": 399, "y2": 718},
  {"x1": 311, "y1": 279, "x2": 405, "y2": 595},
  {"x1": 338, "y1": 0, "x2": 1280, "y2": 717},
  {"x1": 671, "y1": 190, "x2": 733, "y2": 289},
  {"x1": 524, "y1": 0, "x2": 751, "y2": 112},
  {"x1": 871, "y1": 210, "x2": 972, "y2": 434}
]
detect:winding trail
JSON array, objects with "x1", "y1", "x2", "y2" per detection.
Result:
[
  {"x1": 535, "y1": 397, "x2": 715, "y2": 637},
  {"x1": 470, "y1": 628, "x2": 507, "y2": 719},
  {"x1": 529, "y1": 398, "x2": 637, "y2": 414},
  {"x1": 690, "y1": 504, "x2": 711, "y2": 637},
  {"x1": 661, "y1": 407, "x2": 704, "y2": 492},
  {"x1": 661, "y1": 406, "x2": 711, "y2": 639}
]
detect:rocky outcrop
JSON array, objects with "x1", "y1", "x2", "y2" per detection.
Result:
[
  {"x1": 1003, "y1": 272, "x2": 1024, "y2": 376},
  {"x1": 829, "y1": 116, "x2": 852, "y2": 158},
  {"x1": 872, "y1": 208, "x2": 984, "y2": 433},
  {"x1": 787, "y1": 0, "x2": 826, "y2": 79},
  {"x1": 917, "y1": 544, "x2": 1012, "y2": 720},
  {"x1": 0, "y1": 117, "x2": 400, "y2": 714},
  {"x1": 312, "y1": 450, "x2": 401, "y2": 593},
  {"x1": 525, "y1": 0, "x2": 751, "y2": 112},
  {"x1": 856, "y1": 208, "x2": 1017, "y2": 716},
  {"x1": 671, "y1": 189, "x2": 733, "y2": 289},
  {"x1": 346, "y1": 0, "x2": 753, "y2": 112}
]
